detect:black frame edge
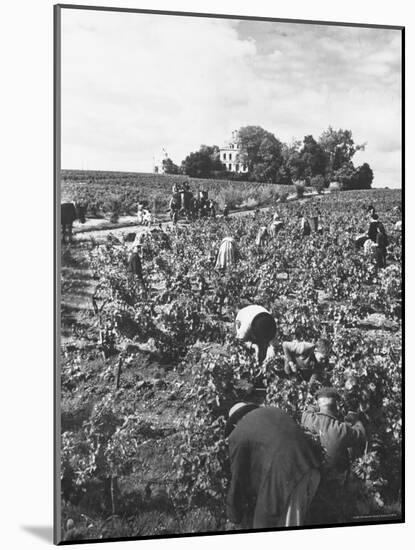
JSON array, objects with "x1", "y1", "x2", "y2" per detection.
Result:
[
  {"x1": 54, "y1": 3, "x2": 404, "y2": 31},
  {"x1": 54, "y1": 3, "x2": 62, "y2": 546}
]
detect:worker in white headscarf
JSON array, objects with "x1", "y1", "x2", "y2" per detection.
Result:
[
  {"x1": 235, "y1": 305, "x2": 277, "y2": 364},
  {"x1": 215, "y1": 236, "x2": 238, "y2": 271}
]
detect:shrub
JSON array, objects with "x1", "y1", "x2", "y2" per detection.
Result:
[
  {"x1": 311, "y1": 175, "x2": 326, "y2": 194},
  {"x1": 294, "y1": 180, "x2": 306, "y2": 198}
]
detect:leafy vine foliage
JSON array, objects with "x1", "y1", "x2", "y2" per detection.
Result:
[{"x1": 61, "y1": 189, "x2": 401, "y2": 534}]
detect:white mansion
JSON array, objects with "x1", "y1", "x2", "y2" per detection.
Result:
[{"x1": 219, "y1": 130, "x2": 248, "y2": 173}]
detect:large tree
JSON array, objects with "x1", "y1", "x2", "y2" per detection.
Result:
[
  {"x1": 354, "y1": 163, "x2": 374, "y2": 190},
  {"x1": 237, "y1": 126, "x2": 284, "y2": 183},
  {"x1": 319, "y1": 127, "x2": 365, "y2": 178},
  {"x1": 333, "y1": 162, "x2": 374, "y2": 191},
  {"x1": 281, "y1": 140, "x2": 302, "y2": 184},
  {"x1": 181, "y1": 145, "x2": 225, "y2": 178},
  {"x1": 162, "y1": 157, "x2": 180, "y2": 175},
  {"x1": 332, "y1": 161, "x2": 357, "y2": 190},
  {"x1": 298, "y1": 135, "x2": 328, "y2": 183}
]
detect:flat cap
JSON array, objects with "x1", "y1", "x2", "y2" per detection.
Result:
[{"x1": 316, "y1": 387, "x2": 340, "y2": 400}]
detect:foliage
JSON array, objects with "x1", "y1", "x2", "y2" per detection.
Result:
[
  {"x1": 293, "y1": 135, "x2": 328, "y2": 184},
  {"x1": 311, "y1": 174, "x2": 327, "y2": 194},
  {"x1": 237, "y1": 126, "x2": 284, "y2": 183},
  {"x1": 162, "y1": 157, "x2": 181, "y2": 175},
  {"x1": 62, "y1": 188, "x2": 402, "y2": 537},
  {"x1": 319, "y1": 126, "x2": 365, "y2": 175},
  {"x1": 181, "y1": 145, "x2": 226, "y2": 178},
  {"x1": 294, "y1": 181, "x2": 306, "y2": 197}
]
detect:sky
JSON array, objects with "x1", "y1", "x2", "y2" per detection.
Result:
[{"x1": 61, "y1": 8, "x2": 402, "y2": 187}]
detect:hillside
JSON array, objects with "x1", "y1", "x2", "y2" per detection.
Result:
[{"x1": 61, "y1": 169, "x2": 293, "y2": 217}]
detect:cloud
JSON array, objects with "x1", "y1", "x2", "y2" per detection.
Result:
[{"x1": 61, "y1": 9, "x2": 402, "y2": 187}]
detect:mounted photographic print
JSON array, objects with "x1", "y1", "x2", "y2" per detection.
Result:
[{"x1": 54, "y1": 4, "x2": 404, "y2": 545}]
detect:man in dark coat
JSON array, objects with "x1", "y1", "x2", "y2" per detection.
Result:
[
  {"x1": 226, "y1": 403, "x2": 321, "y2": 529},
  {"x1": 368, "y1": 213, "x2": 381, "y2": 243},
  {"x1": 301, "y1": 388, "x2": 367, "y2": 523},
  {"x1": 376, "y1": 224, "x2": 388, "y2": 268}
]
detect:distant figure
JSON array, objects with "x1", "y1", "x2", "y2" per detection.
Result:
[
  {"x1": 376, "y1": 224, "x2": 388, "y2": 268},
  {"x1": 169, "y1": 193, "x2": 180, "y2": 225},
  {"x1": 235, "y1": 305, "x2": 277, "y2": 364},
  {"x1": 300, "y1": 214, "x2": 311, "y2": 237},
  {"x1": 394, "y1": 220, "x2": 402, "y2": 232},
  {"x1": 226, "y1": 404, "x2": 321, "y2": 529},
  {"x1": 197, "y1": 274, "x2": 207, "y2": 299},
  {"x1": 98, "y1": 321, "x2": 117, "y2": 360},
  {"x1": 61, "y1": 202, "x2": 87, "y2": 243},
  {"x1": 223, "y1": 204, "x2": 230, "y2": 218},
  {"x1": 138, "y1": 208, "x2": 152, "y2": 226},
  {"x1": 309, "y1": 211, "x2": 321, "y2": 233},
  {"x1": 127, "y1": 244, "x2": 146, "y2": 294},
  {"x1": 269, "y1": 213, "x2": 283, "y2": 237},
  {"x1": 368, "y1": 213, "x2": 381, "y2": 243},
  {"x1": 302, "y1": 388, "x2": 367, "y2": 523},
  {"x1": 215, "y1": 237, "x2": 238, "y2": 271},
  {"x1": 255, "y1": 225, "x2": 269, "y2": 247}
]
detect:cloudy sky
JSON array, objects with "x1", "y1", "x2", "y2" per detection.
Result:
[{"x1": 61, "y1": 8, "x2": 402, "y2": 187}]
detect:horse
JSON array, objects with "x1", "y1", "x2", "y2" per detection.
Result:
[{"x1": 61, "y1": 202, "x2": 86, "y2": 243}]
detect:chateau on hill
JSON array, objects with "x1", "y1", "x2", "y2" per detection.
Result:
[
  {"x1": 219, "y1": 130, "x2": 248, "y2": 174},
  {"x1": 153, "y1": 148, "x2": 168, "y2": 174}
]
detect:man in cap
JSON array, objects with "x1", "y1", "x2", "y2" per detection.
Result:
[
  {"x1": 301, "y1": 387, "x2": 367, "y2": 523},
  {"x1": 226, "y1": 403, "x2": 321, "y2": 529}
]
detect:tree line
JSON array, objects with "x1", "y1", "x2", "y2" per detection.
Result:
[{"x1": 162, "y1": 125, "x2": 374, "y2": 190}]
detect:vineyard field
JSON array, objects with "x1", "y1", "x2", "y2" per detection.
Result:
[
  {"x1": 60, "y1": 187, "x2": 402, "y2": 541},
  {"x1": 61, "y1": 169, "x2": 293, "y2": 218}
]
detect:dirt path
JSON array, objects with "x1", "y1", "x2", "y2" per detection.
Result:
[{"x1": 72, "y1": 205, "x2": 276, "y2": 242}]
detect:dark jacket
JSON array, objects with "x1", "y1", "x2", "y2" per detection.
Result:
[
  {"x1": 227, "y1": 407, "x2": 320, "y2": 528},
  {"x1": 368, "y1": 220, "x2": 380, "y2": 242},
  {"x1": 127, "y1": 252, "x2": 143, "y2": 277},
  {"x1": 301, "y1": 409, "x2": 366, "y2": 477},
  {"x1": 376, "y1": 231, "x2": 388, "y2": 250}
]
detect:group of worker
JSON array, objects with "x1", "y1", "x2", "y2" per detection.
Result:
[
  {"x1": 121, "y1": 204, "x2": 390, "y2": 531},
  {"x1": 226, "y1": 387, "x2": 367, "y2": 529},
  {"x1": 229, "y1": 301, "x2": 370, "y2": 528}
]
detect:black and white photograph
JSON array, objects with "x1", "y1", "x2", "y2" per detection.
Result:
[{"x1": 55, "y1": 4, "x2": 403, "y2": 544}]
